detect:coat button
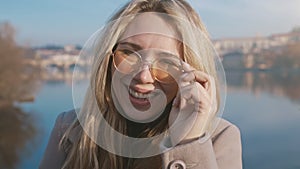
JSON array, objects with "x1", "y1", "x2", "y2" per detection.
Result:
[{"x1": 169, "y1": 160, "x2": 186, "y2": 169}]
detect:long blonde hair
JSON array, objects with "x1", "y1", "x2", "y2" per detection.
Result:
[{"x1": 60, "y1": 0, "x2": 219, "y2": 168}]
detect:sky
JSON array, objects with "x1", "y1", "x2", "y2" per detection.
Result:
[{"x1": 0, "y1": 0, "x2": 299, "y2": 46}]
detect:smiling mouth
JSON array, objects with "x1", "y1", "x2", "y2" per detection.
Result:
[
  {"x1": 129, "y1": 88, "x2": 155, "y2": 99},
  {"x1": 128, "y1": 88, "x2": 156, "y2": 109}
]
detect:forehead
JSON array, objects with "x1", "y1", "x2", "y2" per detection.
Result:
[
  {"x1": 118, "y1": 34, "x2": 181, "y2": 52},
  {"x1": 119, "y1": 13, "x2": 182, "y2": 55},
  {"x1": 120, "y1": 12, "x2": 180, "y2": 41}
]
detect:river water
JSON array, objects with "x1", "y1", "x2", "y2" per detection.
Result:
[{"x1": 2, "y1": 71, "x2": 300, "y2": 169}]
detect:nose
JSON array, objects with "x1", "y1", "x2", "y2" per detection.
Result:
[{"x1": 133, "y1": 65, "x2": 155, "y2": 84}]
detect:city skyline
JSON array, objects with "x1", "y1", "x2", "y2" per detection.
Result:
[{"x1": 1, "y1": 0, "x2": 299, "y2": 46}]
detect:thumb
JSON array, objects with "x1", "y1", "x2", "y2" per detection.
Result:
[{"x1": 172, "y1": 93, "x2": 180, "y2": 108}]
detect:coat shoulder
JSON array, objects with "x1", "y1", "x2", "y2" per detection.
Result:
[
  {"x1": 211, "y1": 118, "x2": 241, "y2": 143},
  {"x1": 53, "y1": 109, "x2": 78, "y2": 140},
  {"x1": 57, "y1": 109, "x2": 77, "y2": 127}
]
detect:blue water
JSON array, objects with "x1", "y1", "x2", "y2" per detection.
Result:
[
  {"x1": 224, "y1": 90, "x2": 300, "y2": 169},
  {"x1": 7, "y1": 72, "x2": 300, "y2": 169},
  {"x1": 16, "y1": 81, "x2": 74, "y2": 169}
]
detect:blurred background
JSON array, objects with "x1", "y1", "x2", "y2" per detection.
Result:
[{"x1": 0, "y1": 0, "x2": 299, "y2": 169}]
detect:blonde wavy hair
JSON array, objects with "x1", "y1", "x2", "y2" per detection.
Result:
[{"x1": 60, "y1": 0, "x2": 219, "y2": 168}]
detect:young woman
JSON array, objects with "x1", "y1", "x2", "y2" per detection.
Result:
[{"x1": 40, "y1": 0, "x2": 242, "y2": 169}]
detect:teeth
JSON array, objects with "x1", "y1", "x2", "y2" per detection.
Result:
[{"x1": 129, "y1": 88, "x2": 154, "y2": 99}]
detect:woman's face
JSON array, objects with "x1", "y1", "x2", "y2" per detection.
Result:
[{"x1": 111, "y1": 13, "x2": 183, "y2": 123}]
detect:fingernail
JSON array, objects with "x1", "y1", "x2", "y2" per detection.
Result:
[
  {"x1": 182, "y1": 72, "x2": 189, "y2": 79},
  {"x1": 183, "y1": 62, "x2": 190, "y2": 68},
  {"x1": 172, "y1": 98, "x2": 176, "y2": 105}
]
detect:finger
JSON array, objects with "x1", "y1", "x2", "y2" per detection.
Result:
[
  {"x1": 178, "y1": 89, "x2": 208, "y2": 116},
  {"x1": 182, "y1": 62, "x2": 196, "y2": 72},
  {"x1": 180, "y1": 82, "x2": 210, "y2": 102},
  {"x1": 180, "y1": 97, "x2": 187, "y2": 110},
  {"x1": 181, "y1": 71, "x2": 196, "y2": 82},
  {"x1": 193, "y1": 71, "x2": 211, "y2": 89},
  {"x1": 181, "y1": 71, "x2": 210, "y2": 90},
  {"x1": 172, "y1": 93, "x2": 180, "y2": 108},
  {"x1": 181, "y1": 62, "x2": 212, "y2": 90},
  {"x1": 194, "y1": 97, "x2": 213, "y2": 114}
]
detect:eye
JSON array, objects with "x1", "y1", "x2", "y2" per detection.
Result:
[
  {"x1": 117, "y1": 49, "x2": 134, "y2": 56},
  {"x1": 156, "y1": 58, "x2": 180, "y2": 68},
  {"x1": 115, "y1": 49, "x2": 140, "y2": 64}
]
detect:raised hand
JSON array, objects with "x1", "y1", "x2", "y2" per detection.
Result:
[{"x1": 169, "y1": 62, "x2": 217, "y2": 146}]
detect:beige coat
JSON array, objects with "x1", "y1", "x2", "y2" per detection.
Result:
[{"x1": 39, "y1": 110, "x2": 242, "y2": 169}]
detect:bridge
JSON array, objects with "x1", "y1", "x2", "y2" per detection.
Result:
[{"x1": 27, "y1": 54, "x2": 89, "y2": 71}]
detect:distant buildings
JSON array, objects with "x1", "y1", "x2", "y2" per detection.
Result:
[
  {"x1": 214, "y1": 31, "x2": 300, "y2": 55},
  {"x1": 30, "y1": 45, "x2": 87, "y2": 81},
  {"x1": 214, "y1": 30, "x2": 300, "y2": 70},
  {"x1": 27, "y1": 30, "x2": 300, "y2": 81}
]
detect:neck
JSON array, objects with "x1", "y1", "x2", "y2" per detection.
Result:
[{"x1": 125, "y1": 101, "x2": 172, "y2": 137}]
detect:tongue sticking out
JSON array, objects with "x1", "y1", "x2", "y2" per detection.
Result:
[{"x1": 128, "y1": 88, "x2": 151, "y2": 111}]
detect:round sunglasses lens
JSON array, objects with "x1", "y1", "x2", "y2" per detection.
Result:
[
  {"x1": 114, "y1": 50, "x2": 139, "y2": 73},
  {"x1": 152, "y1": 68, "x2": 176, "y2": 83},
  {"x1": 152, "y1": 58, "x2": 182, "y2": 83},
  {"x1": 114, "y1": 49, "x2": 183, "y2": 83}
]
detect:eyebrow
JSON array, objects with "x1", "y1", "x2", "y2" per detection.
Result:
[
  {"x1": 117, "y1": 42, "x2": 142, "y2": 51},
  {"x1": 118, "y1": 42, "x2": 179, "y2": 57},
  {"x1": 157, "y1": 51, "x2": 180, "y2": 60},
  {"x1": 117, "y1": 41, "x2": 180, "y2": 59}
]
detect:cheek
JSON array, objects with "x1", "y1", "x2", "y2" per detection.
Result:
[{"x1": 161, "y1": 84, "x2": 178, "y2": 103}]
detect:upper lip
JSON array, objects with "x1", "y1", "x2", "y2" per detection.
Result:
[{"x1": 129, "y1": 84, "x2": 155, "y2": 94}]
